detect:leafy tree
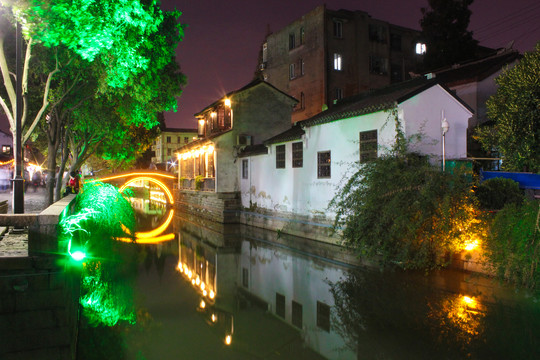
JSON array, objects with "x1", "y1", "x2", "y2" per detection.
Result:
[
  {"x1": 420, "y1": 0, "x2": 479, "y2": 70},
  {"x1": 476, "y1": 43, "x2": 540, "y2": 172},
  {"x1": 475, "y1": 177, "x2": 524, "y2": 210},
  {"x1": 484, "y1": 200, "x2": 540, "y2": 289},
  {"x1": 330, "y1": 109, "x2": 485, "y2": 270}
]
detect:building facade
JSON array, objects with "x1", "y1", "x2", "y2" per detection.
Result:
[
  {"x1": 151, "y1": 128, "x2": 197, "y2": 171},
  {"x1": 258, "y1": 5, "x2": 424, "y2": 123},
  {"x1": 238, "y1": 78, "x2": 473, "y2": 242},
  {"x1": 175, "y1": 80, "x2": 297, "y2": 222}
]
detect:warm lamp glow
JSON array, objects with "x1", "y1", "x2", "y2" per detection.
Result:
[
  {"x1": 196, "y1": 277, "x2": 201, "y2": 286},
  {"x1": 198, "y1": 119, "x2": 205, "y2": 126},
  {"x1": 209, "y1": 290, "x2": 215, "y2": 299},
  {"x1": 224, "y1": 98, "x2": 231, "y2": 107},
  {"x1": 191, "y1": 279, "x2": 196, "y2": 285},
  {"x1": 211, "y1": 314, "x2": 217, "y2": 322},
  {"x1": 202, "y1": 289, "x2": 207, "y2": 297},
  {"x1": 211, "y1": 112, "x2": 217, "y2": 118},
  {"x1": 200, "y1": 300, "x2": 206, "y2": 309},
  {"x1": 200, "y1": 282, "x2": 205, "y2": 291},
  {"x1": 464, "y1": 239, "x2": 479, "y2": 251},
  {"x1": 225, "y1": 335, "x2": 232, "y2": 345}
]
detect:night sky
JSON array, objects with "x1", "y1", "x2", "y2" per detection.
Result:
[{"x1": 161, "y1": 0, "x2": 540, "y2": 129}]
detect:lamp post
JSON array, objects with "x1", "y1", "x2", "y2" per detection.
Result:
[
  {"x1": 13, "y1": 21, "x2": 24, "y2": 214},
  {"x1": 441, "y1": 114, "x2": 450, "y2": 172}
]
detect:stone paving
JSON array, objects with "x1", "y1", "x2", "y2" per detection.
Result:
[{"x1": 0, "y1": 187, "x2": 50, "y2": 257}]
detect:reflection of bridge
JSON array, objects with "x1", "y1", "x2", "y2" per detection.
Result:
[
  {"x1": 90, "y1": 170, "x2": 176, "y2": 204},
  {"x1": 89, "y1": 171, "x2": 177, "y2": 244}
]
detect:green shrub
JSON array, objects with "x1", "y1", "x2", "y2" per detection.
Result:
[
  {"x1": 475, "y1": 177, "x2": 523, "y2": 210},
  {"x1": 484, "y1": 200, "x2": 540, "y2": 290},
  {"x1": 194, "y1": 175, "x2": 204, "y2": 190}
]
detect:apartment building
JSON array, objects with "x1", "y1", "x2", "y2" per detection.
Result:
[
  {"x1": 151, "y1": 128, "x2": 197, "y2": 171},
  {"x1": 258, "y1": 5, "x2": 424, "y2": 123}
]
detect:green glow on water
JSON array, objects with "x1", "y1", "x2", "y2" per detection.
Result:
[{"x1": 59, "y1": 181, "x2": 137, "y2": 326}]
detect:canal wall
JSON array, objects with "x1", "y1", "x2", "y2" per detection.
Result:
[
  {"x1": 0, "y1": 195, "x2": 80, "y2": 360},
  {"x1": 174, "y1": 191, "x2": 492, "y2": 275},
  {"x1": 175, "y1": 190, "x2": 241, "y2": 223}
]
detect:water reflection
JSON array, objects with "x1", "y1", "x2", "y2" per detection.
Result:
[{"x1": 79, "y1": 194, "x2": 540, "y2": 360}]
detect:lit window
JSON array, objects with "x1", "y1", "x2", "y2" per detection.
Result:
[
  {"x1": 416, "y1": 42, "x2": 426, "y2": 55},
  {"x1": 333, "y1": 53, "x2": 342, "y2": 71},
  {"x1": 317, "y1": 151, "x2": 331, "y2": 178},
  {"x1": 276, "y1": 145, "x2": 285, "y2": 169}
]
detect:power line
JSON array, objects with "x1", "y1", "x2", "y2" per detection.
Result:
[{"x1": 472, "y1": 2, "x2": 540, "y2": 34}]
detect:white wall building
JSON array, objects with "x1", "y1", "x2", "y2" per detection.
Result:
[{"x1": 238, "y1": 78, "x2": 473, "y2": 234}]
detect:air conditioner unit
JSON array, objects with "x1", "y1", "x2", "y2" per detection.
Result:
[{"x1": 237, "y1": 135, "x2": 252, "y2": 146}]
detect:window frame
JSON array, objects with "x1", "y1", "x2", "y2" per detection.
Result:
[
  {"x1": 289, "y1": 33, "x2": 296, "y2": 50},
  {"x1": 276, "y1": 144, "x2": 286, "y2": 169},
  {"x1": 333, "y1": 53, "x2": 342, "y2": 71},
  {"x1": 333, "y1": 20, "x2": 343, "y2": 38},
  {"x1": 242, "y1": 159, "x2": 249, "y2": 179},
  {"x1": 292, "y1": 142, "x2": 303, "y2": 168},
  {"x1": 289, "y1": 63, "x2": 296, "y2": 80},
  {"x1": 317, "y1": 301, "x2": 330, "y2": 332},
  {"x1": 360, "y1": 130, "x2": 378, "y2": 163},
  {"x1": 317, "y1": 151, "x2": 331, "y2": 178}
]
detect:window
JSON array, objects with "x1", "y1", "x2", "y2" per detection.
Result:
[
  {"x1": 416, "y1": 42, "x2": 427, "y2": 55},
  {"x1": 292, "y1": 301, "x2": 303, "y2": 328},
  {"x1": 276, "y1": 293, "x2": 285, "y2": 319},
  {"x1": 300, "y1": 92, "x2": 305, "y2": 110},
  {"x1": 242, "y1": 267, "x2": 249, "y2": 288},
  {"x1": 276, "y1": 145, "x2": 285, "y2": 169},
  {"x1": 369, "y1": 55, "x2": 388, "y2": 75},
  {"x1": 360, "y1": 130, "x2": 378, "y2": 163},
  {"x1": 184, "y1": 137, "x2": 189, "y2": 144},
  {"x1": 289, "y1": 33, "x2": 296, "y2": 50},
  {"x1": 317, "y1": 301, "x2": 330, "y2": 332},
  {"x1": 335, "y1": 88, "x2": 343, "y2": 103},
  {"x1": 333, "y1": 53, "x2": 342, "y2": 71},
  {"x1": 289, "y1": 63, "x2": 296, "y2": 79},
  {"x1": 166, "y1": 136, "x2": 171, "y2": 143},
  {"x1": 390, "y1": 33, "x2": 402, "y2": 51},
  {"x1": 390, "y1": 63, "x2": 403, "y2": 83},
  {"x1": 317, "y1": 151, "x2": 331, "y2": 178},
  {"x1": 292, "y1": 142, "x2": 303, "y2": 168},
  {"x1": 2, "y1": 145, "x2": 11, "y2": 154},
  {"x1": 167, "y1": 148, "x2": 172, "y2": 156},
  {"x1": 300, "y1": 27, "x2": 305, "y2": 45},
  {"x1": 369, "y1": 23, "x2": 387, "y2": 43},
  {"x1": 333, "y1": 20, "x2": 343, "y2": 38},
  {"x1": 300, "y1": 58, "x2": 305, "y2": 76},
  {"x1": 242, "y1": 159, "x2": 249, "y2": 179}
]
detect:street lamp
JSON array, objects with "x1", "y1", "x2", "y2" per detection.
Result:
[{"x1": 441, "y1": 115, "x2": 450, "y2": 172}]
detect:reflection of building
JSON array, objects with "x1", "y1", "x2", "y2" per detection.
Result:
[
  {"x1": 175, "y1": 216, "x2": 357, "y2": 359},
  {"x1": 151, "y1": 128, "x2": 197, "y2": 172},
  {"x1": 258, "y1": 5, "x2": 423, "y2": 123}
]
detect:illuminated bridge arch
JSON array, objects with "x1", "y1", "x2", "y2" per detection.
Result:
[{"x1": 93, "y1": 171, "x2": 177, "y2": 243}]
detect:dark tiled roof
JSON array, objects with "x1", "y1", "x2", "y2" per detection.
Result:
[
  {"x1": 238, "y1": 144, "x2": 268, "y2": 157},
  {"x1": 194, "y1": 79, "x2": 297, "y2": 116},
  {"x1": 297, "y1": 77, "x2": 441, "y2": 128},
  {"x1": 428, "y1": 50, "x2": 521, "y2": 86},
  {"x1": 264, "y1": 125, "x2": 305, "y2": 145},
  {"x1": 161, "y1": 128, "x2": 197, "y2": 133}
]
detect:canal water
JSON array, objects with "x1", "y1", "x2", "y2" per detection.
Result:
[{"x1": 77, "y1": 183, "x2": 540, "y2": 360}]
